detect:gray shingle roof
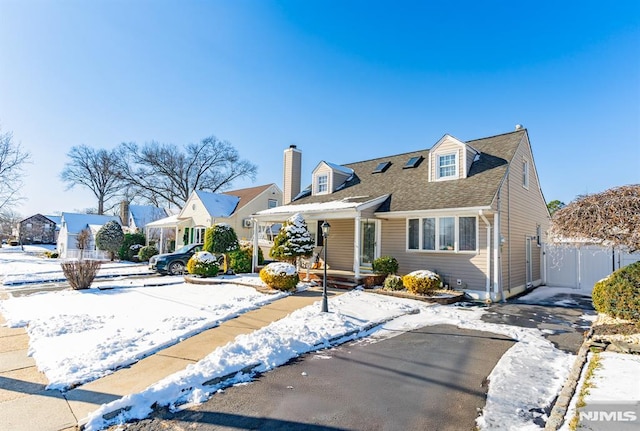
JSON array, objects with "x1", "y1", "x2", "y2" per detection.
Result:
[{"x1": 290, "y1": 129, "x2": 525, "y2": 213}]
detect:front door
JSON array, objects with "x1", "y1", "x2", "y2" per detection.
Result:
[{"x1": 360, "y1": 220, "x2": 376, "y2": 269}]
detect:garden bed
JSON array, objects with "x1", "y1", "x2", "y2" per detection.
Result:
[{"x1": 370, "y1": 287, "x2": 466, "y2": 305}]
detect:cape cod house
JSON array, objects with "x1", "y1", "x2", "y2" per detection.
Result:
[
  {"x1": 252, "y1": 127, "x2": 550, "y2": 301},
  {"x1": 145, "y1": 184, "x2": 282, "y2": 253}
]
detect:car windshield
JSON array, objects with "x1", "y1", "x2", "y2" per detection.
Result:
[{"x1": 174, "y1": 244, "x2": 196, "y2": 254}]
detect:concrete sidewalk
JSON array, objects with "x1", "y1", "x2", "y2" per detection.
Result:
[{"x1": 0, "y1": 288, "x2": 336, "y2": 431}]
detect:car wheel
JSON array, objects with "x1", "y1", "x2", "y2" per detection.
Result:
[{"x1": 168, "y1": 261, "x2": 185, "y2": 275}]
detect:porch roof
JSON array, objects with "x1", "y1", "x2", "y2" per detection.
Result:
[
  {"x1": 145, "y1": 214, "x2": 184, "y2": 228},
  {"x1": 253, "y1": 194, "x2": 389, "y2": 221}
]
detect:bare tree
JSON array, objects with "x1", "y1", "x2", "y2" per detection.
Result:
[
  {"x1": 115, "y1": 136, "x2": 257, "y2": 208},
  {"x1": 549, "y1": 184, "x2": 640, "y2": 252},
  {"x1": 0, "y1": 209, "x2": 22, "y2": 241},
  {"x1": 76, "y1": 227, "x2": 91, "y2": 260},
  {"x1": 0, "y1": 128, "x2": 31, "y2": 212},
  {"x1": 60, "y1": 145, "x2": 123, "y2": 215}
]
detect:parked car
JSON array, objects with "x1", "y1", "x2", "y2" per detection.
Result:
[{"x1": 149, "y1": 243, "x2": 203, "y2": 275}]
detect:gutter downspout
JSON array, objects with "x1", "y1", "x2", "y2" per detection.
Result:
[{"x1": 479, "y1": 210, "x2": 491, "y2": 301}]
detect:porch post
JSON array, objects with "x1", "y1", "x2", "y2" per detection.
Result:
[
  {"x1": 252, "y1": 219, "x2": 259, "y2": 272},
  {"x1": 353, "y1": 216, "x2": 361, "y2": 279},
  {"x1": 159, "y1": 228, "x2": 164, "y2": 254}
]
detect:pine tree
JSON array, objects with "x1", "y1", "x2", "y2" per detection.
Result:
[
  {"x1": 269, "y1": 213, "x2": 315, "y2": 264},
  {"x1": 96, "y1": 220, "x2": 124, "y2": 261}
]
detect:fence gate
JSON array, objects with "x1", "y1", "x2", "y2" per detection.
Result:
[{"x1": 544, "y1": 245, "x2": 640, "y2": 293}]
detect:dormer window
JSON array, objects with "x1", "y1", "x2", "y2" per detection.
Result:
[
  {"x1": 311, "y1": 161, "x2": 354, "y2": 196},
  {"x1": 317, "y1": 174, "x2": 328, "y2": 193},
  {"x1": 438, "y1": 153, "x2": 457, "y2": 179}
]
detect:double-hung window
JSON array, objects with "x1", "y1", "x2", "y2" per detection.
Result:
[
  {"x1": 407, "y1": 216, "x2": 477, "y2": 252},
  {"x1": 438, "y1": 153, "x2": 457, "y2": 178},
  {"x1": 317, "y1": 174, "x2": 328, "y2": 193}
]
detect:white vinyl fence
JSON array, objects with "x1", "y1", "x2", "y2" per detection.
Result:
[{"x1": 543, "y1": 244, "x2": 640, "y2": 293}]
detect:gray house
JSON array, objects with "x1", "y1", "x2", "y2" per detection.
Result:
[{"x1": 253, "y1": 127, "x2": 550, "y2": 301}]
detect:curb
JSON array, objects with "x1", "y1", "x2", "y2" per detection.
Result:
[{"x1": 544, "y1": 327, "x2": 594, "y2": 430}]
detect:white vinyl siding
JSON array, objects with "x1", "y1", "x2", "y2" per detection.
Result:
[{"x1": 407, "y1": 216, "x2": 477, "y2": 252}]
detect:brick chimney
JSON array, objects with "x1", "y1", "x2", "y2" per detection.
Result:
[
  {"x1": 120, "y1": 201, "x2": 130, "y2": 227},
  {"x1": 283, "y1": 145, "x2": 301, "y2": 204}
]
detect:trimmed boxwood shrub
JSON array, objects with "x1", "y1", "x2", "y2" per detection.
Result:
[
  {"x1": 592, "y1": 262, "x2": 640, "y2": 322},
  {"x1": 402, "y1": 270, "x2": 442, "y2": 295},
  {"x1": 138, "y1": 245, "x2": 159, "y2": 262},
  {"x1": 384, "y1": 274, "x2": 404, "y2": 291},
  {"x1": 186, "y1": 251, "x2": 220, "y2": 277},
  {"x1": 372, "y1": 256, "x2": 399, "y2": 276},
  {"x1": 259, "y1": 262, "x2": 299, "y2": 291}
]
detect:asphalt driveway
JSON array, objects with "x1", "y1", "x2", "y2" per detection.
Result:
[
  {"x1": 118, "y1": 289, "x2": 595, "y2": 431},
  {"x1": 123, "y1": 324, "x2": 515, "y2": 431}
]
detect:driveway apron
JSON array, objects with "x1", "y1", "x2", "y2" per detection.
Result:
[{"x1": 120, "y1": 325, "x2": 516, "y2": 431}]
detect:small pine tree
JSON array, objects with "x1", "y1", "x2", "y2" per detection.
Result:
[
  {"x1": 96, "y1": 220, "x2": 124, "y2": 261},
  {"x1": 269, "y1": 213, "x2": 315, "y2": 264}
]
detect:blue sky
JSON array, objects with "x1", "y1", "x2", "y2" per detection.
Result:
[{"x1": 1, "y1": 0, "x2": 638, "y2": 216}]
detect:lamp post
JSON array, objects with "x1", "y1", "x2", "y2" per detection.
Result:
[{"x1": 321, "y1": 221, "x2": 330, "y2": 312}]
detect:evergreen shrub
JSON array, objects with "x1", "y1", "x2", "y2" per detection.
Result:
[
  {"x1": 186, "y1": 251, "x2": 220, "y2": 277},
  {"x1": 228, "y1": 243, "x2": 264, "y2": 274},
  {"x1": 591, "y1": 262, "x2": 640, "y2": 322},
  {"x1": 259, "y1": 262, "x2": 299, "y2": 291},
  {"x1": 138, "y1": 245, "x2": 158, "y2": 262},
  {"x1": 372, "y1": 256, "x2": 399, "y2": 276},
  {"x1": 402, "y1": 270, "x2": 442, "y2": 295},
  {"x1": 118, "y1": 232, "x2": 146, "y2": 261},
  {"x1": 384, "y1": 274, "x2": 404, "y2": 291}
]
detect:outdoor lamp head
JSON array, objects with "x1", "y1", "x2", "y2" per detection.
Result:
[{"x1": 321, "y1": 221, "x2": 330, "y2": 237}]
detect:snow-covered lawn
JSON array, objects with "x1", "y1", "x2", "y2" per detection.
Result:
[
  {"x1": 2, "y1": 247, "x2": 631, "y2": 431},
  {"x1": 0, "y1": 280, "x2": 288, "y2": 390},
  {"x1": 0, "y1": 244, "x2": 153, "y2": 286}
]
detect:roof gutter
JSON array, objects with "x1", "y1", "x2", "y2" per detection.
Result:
[{"x1": 376, "y1": 206, "x2": 493, "y2": 219}]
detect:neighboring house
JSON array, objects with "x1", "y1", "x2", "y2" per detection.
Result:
[
  {"x1": 57, "y1": 212, "x2": 121, "y2": 259},
  {"x1": 253, "y1": 127, "x2": 550, "y2": 301},
  {"x1": 17, "y1": 214, "x2": 59, "y2": 244},
  {"x1": 145, "y1": 184, "x2": 283, "y2": 253},
  {"x1": 119, "y1": 201, "x2": 172, "y2": 233}
]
